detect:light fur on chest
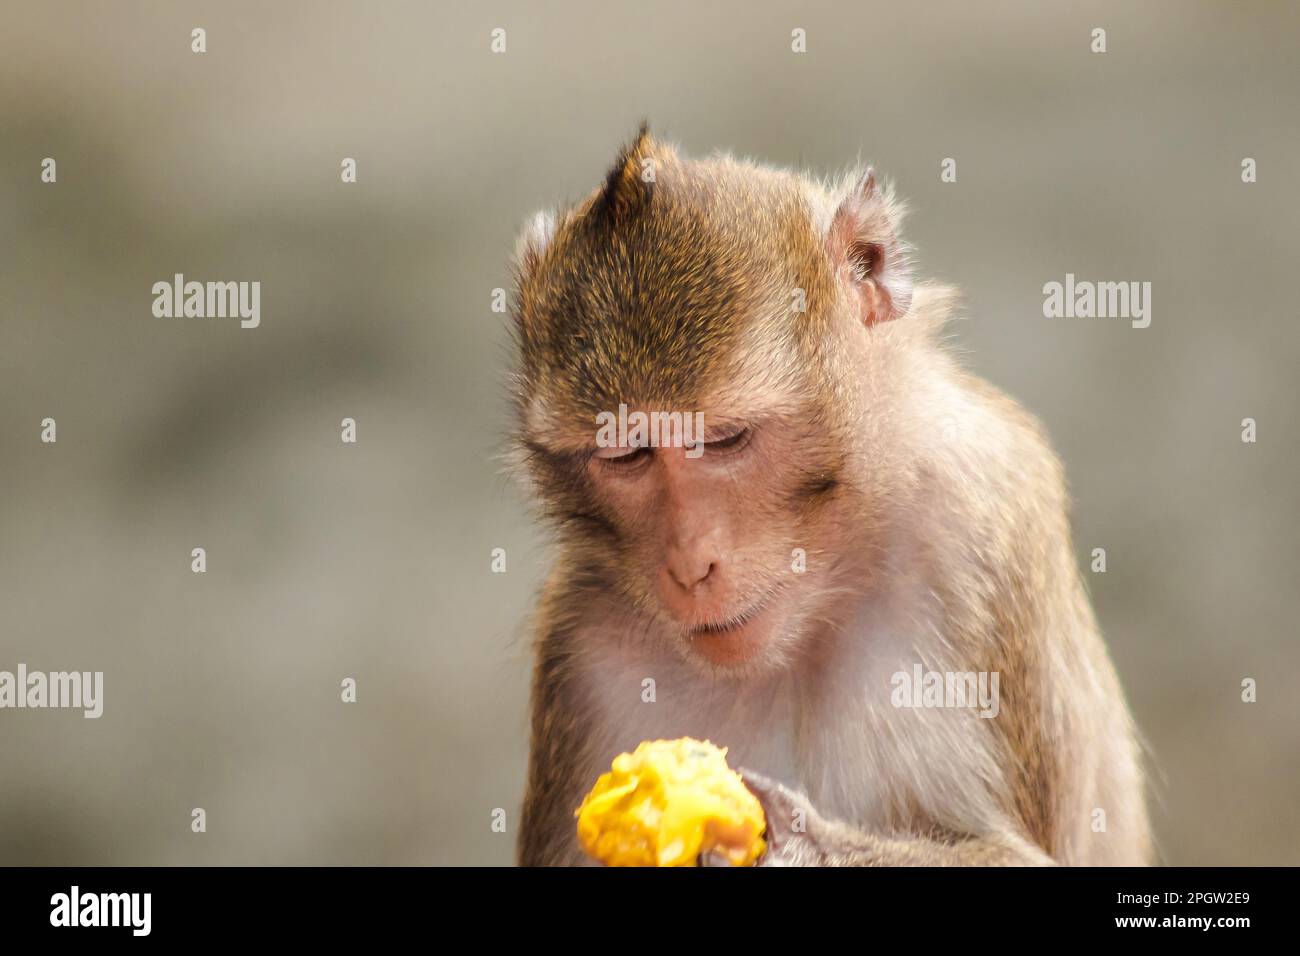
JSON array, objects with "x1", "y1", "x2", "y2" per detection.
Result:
[{"x1": 576, "y1": 594, "x2": 1010, "y2": 837}]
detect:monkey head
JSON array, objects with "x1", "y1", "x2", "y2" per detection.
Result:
[{"x1": 509, "y1": 126, "x2": 915, "y2": 675}]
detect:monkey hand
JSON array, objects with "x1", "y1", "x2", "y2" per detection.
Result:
[
  {"x1": 700, "y1": 769, "x2": 860, "y2": 866},
  {"x1": 717, "y1": 769, "x2": 1059, "y2": 867}
]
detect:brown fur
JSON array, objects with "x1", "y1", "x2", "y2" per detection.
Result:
[{"x1": 510, "y1": 129, "x2": 1150, "y2": 867}]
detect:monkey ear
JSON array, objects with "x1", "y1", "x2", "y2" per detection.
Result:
[
  {"x1": 513, "y1": 208, "x2": 557, "y2": 281},
  {"x1": 596, "y1": 121, "x2": 656, "y2": 225},
  {"x1": 827, "y1": 168, "x2": 912, "y2": 325}
]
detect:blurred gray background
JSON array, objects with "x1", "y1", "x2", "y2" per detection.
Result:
[{"x1": 1, "y1": 1, "x2": 1296, "y2": 865}]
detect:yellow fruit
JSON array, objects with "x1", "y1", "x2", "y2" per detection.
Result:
[{"x1": 575, "y1": 738, "x2": 767, "y2": 867}]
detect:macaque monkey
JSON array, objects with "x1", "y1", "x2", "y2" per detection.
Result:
[{"x1": 509, "y1": 126, "x2": 1150, "y2": 866}]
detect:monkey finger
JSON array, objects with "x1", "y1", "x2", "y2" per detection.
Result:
[{"x1": 737, "y1": 768, "x2": 810, "y2": 848}]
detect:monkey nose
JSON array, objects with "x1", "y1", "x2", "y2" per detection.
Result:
[{"x1": 665, "y1": 554, "x2": 717, "y2": 594}]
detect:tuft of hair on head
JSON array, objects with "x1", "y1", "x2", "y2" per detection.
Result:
[
  {"x1": 594, "y1": 120, "x2": 658, "y2": 226},
  {"x1": 512, "y1": 122, "x2": 665, "y2": 287}
]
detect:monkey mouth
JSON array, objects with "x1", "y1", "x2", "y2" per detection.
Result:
[
  {"x1": 685, "y1": 586, "x2": 784, "y2": 650},
  {"x1": 685, "y1": 597, "x2": 781, "y2": 668},
  {"x1": 690, "y1": 605, "x2": 764, "y2": 636},
  {"x1": 686, "y1": 581, "x2": 789, "y2": 639}
]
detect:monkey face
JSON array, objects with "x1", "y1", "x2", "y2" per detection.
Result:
[
  {"x1": 514, "y1": 377, "x2": 862, "y2": 676},
  {"x1": 510, "y1": 129, "x2": 907, "y2": 674},
  {"x1": 577, "y1": 402, "x2": 858, "y2": 672}
]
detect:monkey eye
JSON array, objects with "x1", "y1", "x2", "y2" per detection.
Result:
[
  {"x1": 703, "y1": 425, "x2": 752, "y2": 454},
  {"x1": 593, "y1": 444, "x2": 654, "y2": 468}
]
